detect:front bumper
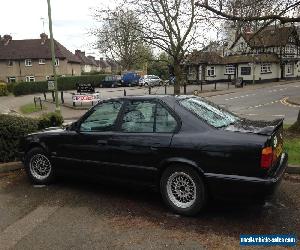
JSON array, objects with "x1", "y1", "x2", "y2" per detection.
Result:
[{"x1": 205, "y1": 153, "x2": 288, "y2": 200}]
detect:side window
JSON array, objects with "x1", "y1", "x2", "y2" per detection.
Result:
[
  {"x1": 80, "y1": 101, "x2": 123, "y2": 132},
  {"x1": 121, "y1": 101, "x2": 155, "y2": 133},
  {"x1": 155, "y1": 103, "x2": 177, "y2": 133},
  {"x1": 120, "y1": 100, "x2": 178, "y2": 133}
]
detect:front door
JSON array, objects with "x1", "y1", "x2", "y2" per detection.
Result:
[
  {"x1": 57, "y1": 100, "x2": 124, "y2": 176},
  {"x1": 109, "y1": 99, "x2": 179, "y2": 182}
]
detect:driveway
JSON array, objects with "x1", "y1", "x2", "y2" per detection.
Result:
[{"x1": 0, "y1": 170, "x2": 299, "y2": 249}]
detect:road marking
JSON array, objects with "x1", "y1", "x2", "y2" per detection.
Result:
[
  {"x1": 0, "y1": 205, "x2": 59, "y2": 250},
  {"x1": 272, "y1": 114, "x2": 285, "y2": 117},
  {"x1": 225, "y1": 93, "x2": 256, "y2": 101},
  {"x1": 280, "y1": 97, "x2": 300, "y2": 108},
  {"x1": 247, "y1": 100, "x2": 280, "y2": 109}
]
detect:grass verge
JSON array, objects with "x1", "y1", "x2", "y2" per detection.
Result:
[
  {"x1": 284, "y1": 138, "x2": 300, "y2": 165},
  {"x1": 284, "y1": 125, "x2": 300, "y2": 165},
  {"x1": 20, "y1": 103, "x2": 47, "y2": 114}
]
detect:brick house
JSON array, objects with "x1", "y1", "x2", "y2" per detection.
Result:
[
  {"x1": 74, "y1": 50, "x2": 98, "y2": 73},
  {"x1": 0, "y1": 33, "x2": 81, "y2": 83}
]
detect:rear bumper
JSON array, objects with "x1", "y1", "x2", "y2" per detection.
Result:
[{"x1": 205, "y1": 153, "x2": 288, "y2": 200}]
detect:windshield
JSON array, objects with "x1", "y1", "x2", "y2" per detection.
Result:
[{"x1": 179, "y1": 96, "x2": 239, "y2": 128}]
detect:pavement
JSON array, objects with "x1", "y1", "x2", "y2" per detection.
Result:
[{"x1": 0, "y1": 169, "x2": 299, "y2": 249}]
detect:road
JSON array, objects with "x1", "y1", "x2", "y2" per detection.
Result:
[
  {"x1": 208, "y1": 81, "x2": 300, "y2": 124},
  {"x1": 0, "y1": 81, "x2": 299, "y2": 123},
  {"x1": 0, "y1": 170, "x2": 299, "y2": 249}
]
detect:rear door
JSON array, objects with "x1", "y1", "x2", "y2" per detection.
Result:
[{"x1": 109, "y1": 99, "x2": 179, "y2": 182}]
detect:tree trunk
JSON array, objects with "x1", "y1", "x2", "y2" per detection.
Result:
[
  {"x1": 297, "y1": 109, "x2": 300, "y2": 123},
  {"x1": 173, "y1": 62, "x2": 181, "y2": 95}
]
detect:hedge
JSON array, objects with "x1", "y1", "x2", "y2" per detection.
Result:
[
  {"x1": 0, "y1": 82, "x2": 8, "y2": 96},
  {"x1": 0, "y1": 112, "x2": 63, "y2": 163},
  {"x1": 12, "y1": 75, "x2": 108, "y2": 96}
]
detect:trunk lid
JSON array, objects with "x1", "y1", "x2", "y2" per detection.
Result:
[{"x1": 224, "y1": 118, "x2": 283, "y2": 136}]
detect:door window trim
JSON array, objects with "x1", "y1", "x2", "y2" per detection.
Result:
[
  {"x1": 77, "y1": 99, "x2": 125, "y2": 133},
  {"x1": 115, "y1": 98, "x2": 181, "y2": 134}
]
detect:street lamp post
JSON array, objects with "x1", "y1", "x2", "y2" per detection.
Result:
[{"x1": 47, "y1": 0, "x2": 60, "y2": 112}]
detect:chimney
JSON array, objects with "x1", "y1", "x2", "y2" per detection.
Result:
[
  {"x1": 40, "y1": 33, "x2": 48, "y2": 45},
  {"x1": 3, "y1": 34, "x2": 12, "y2": 45}
]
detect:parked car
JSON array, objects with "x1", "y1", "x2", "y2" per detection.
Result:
[
  {"x1": 139, "y1": 75, "x2": 163, "y2": 86},
  {"x1": 19, "y1": 95, "x2": 287, "y2": 216},
  {"x1": 100, "y1": 75, "x2": 122, "y2": 88},
  {"x1": 121, "y1": 72, "x2": 140, "y2": 87}
]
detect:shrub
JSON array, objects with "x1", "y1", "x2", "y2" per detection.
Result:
[
  {"x1": 38, "y1": 112, "x2": 64, "y2": 130},
  {"x1": 11, "y1": 75, "x2": 109, "y2": 96},
  {"x1": 57, "y1": 75, "x2": 108, "y2": 90},
  {"x1": 6, "y1": 82, "x2": 15, "y2": 93},
  {"x1": 13, "y1": 81, "x2": 48, "y2": 96},
  {"x1": 0, "y1": 114, "x2": 39, "y2": 162},
  {"x1": 0, "y1": 82, "x2": 8, "y2": 96}
]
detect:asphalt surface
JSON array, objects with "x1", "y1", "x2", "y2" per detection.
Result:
[
  {"x1": 208, "y1": 81, "x2": 300, "y2": 124},
  {"x1": 0, "y1": 170, "x2": 299, "y2": 249},
  {"x1": 0, "y1": 81, "x2": 299, "y2": 124}
]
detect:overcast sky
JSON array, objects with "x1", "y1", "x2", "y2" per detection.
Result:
[{"x1": 1, "y1": 0, "x2": 111, "y2": 58}]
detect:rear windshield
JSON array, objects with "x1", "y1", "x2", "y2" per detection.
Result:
[{"x1": 179, "y1": 96, "x2": 239, "y2": 128}]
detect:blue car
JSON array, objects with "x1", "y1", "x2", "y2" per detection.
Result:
[{"x1": 121, "y1": 72, "x2": 140, "y2": 87}]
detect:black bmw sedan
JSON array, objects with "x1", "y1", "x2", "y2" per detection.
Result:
[{"x1": 19, "y1": 95, "x2": 288, "y2": 216}]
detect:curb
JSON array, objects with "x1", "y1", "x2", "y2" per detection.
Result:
[
  {"x1": 0, "y1": 162, "x2": 23, "y2": 173},
  {"x1": 0, "y1": 161, "x2": 300, "y2": 174},
  {"x1": 287, "y1": 165, "x2": 300, "y2": 174}
]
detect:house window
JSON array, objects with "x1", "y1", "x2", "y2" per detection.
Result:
[
  {"x1": 225, "y1": 65, "x2": 235, "y2": 75},
  {"x1": 7, "y1": 60, "x2": 13, "y2": 67},
  {"x1": 207, "y1": 66, "x2": 215, "y2": 77},
  {"x1": 25, "y1": 76, "x2": 35, "y2": 82},
  {"x1": 25, "y1": 59, "x2": 32, "y2": 67},
  {"x1": 241, "y1": 67, "x2": 251, "y2": 75},
  {"x1": 286, "y1": 63, "x2": 294, "y2": 75},
  {"x1": 261, "y1": 63, "x2": 272, "y2": 74},
  {"x1": 39, "y1": 59, "x2": 46, "y2": 65},
  {"x1": 55, "y1": 58, "x2": 59, "y2": 67},
  {"x1": 8, "y1": 77, "x2": 16, "y2": 83},
  {"x1": 188, "y1": 65, "x2": 193, "y2": 74}
]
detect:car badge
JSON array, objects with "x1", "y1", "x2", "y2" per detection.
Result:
[{"x1": 273, "y1": 136, "x2": 278, "y2": 147}]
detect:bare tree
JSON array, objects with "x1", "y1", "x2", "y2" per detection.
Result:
[
  {"x1": 125, "y1": 0, "x2": 205, "y2": 94},
  {"x1": 196, "y1": 0, "x2": 300, "y2": 25},
  {"x1": 92, "y1": 7, "x2": 148, "y2": 70}
]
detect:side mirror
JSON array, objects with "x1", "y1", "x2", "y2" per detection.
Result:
[{"x1": 67, "y1": 121, "x2": 79, "y2": 132}]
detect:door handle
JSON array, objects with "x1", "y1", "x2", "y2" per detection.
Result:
[{"x1": 97, "y1": 139, "x2": 108, "y2": 145}]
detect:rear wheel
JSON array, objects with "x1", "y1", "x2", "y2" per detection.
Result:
[
  {"x1": 24, "y1": 147, "x2": 56, "y2": 185},
  {"x1": 160, "y1": 166, "x2": 206, "y2": 216}
]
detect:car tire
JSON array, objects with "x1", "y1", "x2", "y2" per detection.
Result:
[
  {"x1": 24, "y1": 147, "x2": 56, "y2": 185},
  {"x1": 160, "y1": 166, "x2": 206, "y2": 216},
  {"x1": 144, "y1": 82, "x2": 148, "y2": 86}
]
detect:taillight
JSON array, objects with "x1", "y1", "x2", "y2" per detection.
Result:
[{"x1": 261, "y1": 147, "x2": 273, "y2": 169}]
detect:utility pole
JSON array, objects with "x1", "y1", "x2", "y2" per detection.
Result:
[{"x1": 47, "y1": 0, "x2": 60, "y2": 113}]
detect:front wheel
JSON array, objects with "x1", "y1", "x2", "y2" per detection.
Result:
[
  {"x1": 24, "y1": 147, "x2": 56, "y2": 185},
  {"x1": 160, "y1": 166, "x2": 206, "y2": 216}
]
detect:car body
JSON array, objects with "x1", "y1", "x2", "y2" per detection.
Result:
[
  {"x1": 100, "y1": 75, "x2": 122, "y2": 88},
  {"x1": 139, "y1": 75, "x2": 163, "y2": 86},
  {"x1": 121, "y1": 72, "x2": 140, "y2": 87},
  {"x1": 19, "y1": 95, "x2": 288, "y2": 216}
]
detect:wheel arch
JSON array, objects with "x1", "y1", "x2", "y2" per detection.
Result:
[
  {"x1": 158, "y1": 157, "x2": 205, "y2": 180},
  {"x1": 25, "y1": 142, "x2": 49, "y2": 155}
]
